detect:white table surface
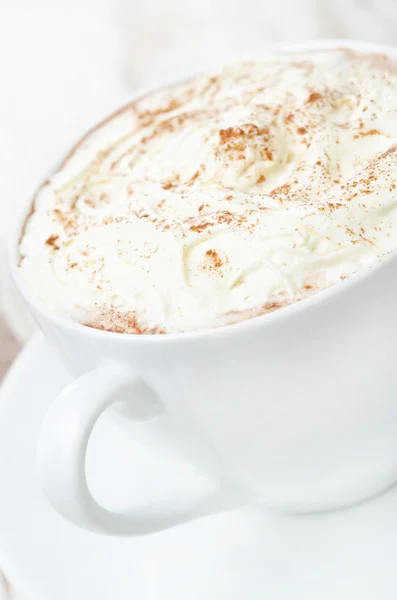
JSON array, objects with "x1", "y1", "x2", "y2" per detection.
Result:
[{"x1": 0, "y1": 317, "x2": 21, "y2": 598}]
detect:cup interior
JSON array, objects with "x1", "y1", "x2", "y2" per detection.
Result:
[{"x1": 10, "y1": 39, "x2": 397, "y2": 343}]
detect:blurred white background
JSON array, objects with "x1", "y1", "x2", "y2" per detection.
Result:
[{"x1": 0, "y1": 0, "x2": 397, "y2": 345}]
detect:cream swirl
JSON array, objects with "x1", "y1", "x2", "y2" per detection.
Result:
[{"x1": 19, "y1": 49, "x2": 397, "y2": 334}]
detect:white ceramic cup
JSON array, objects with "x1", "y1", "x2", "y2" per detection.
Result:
[{"x1": 11, "y1": 39, "x2": 397, "y2": 536}]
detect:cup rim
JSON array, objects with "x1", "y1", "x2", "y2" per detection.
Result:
[{"x1": 10, "y1": 38, "x2": 397, "y2": 346}]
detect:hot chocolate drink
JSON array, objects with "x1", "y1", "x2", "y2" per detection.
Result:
[{"x1": 19, "y1": 49, "x2": 397, "y2": 334}]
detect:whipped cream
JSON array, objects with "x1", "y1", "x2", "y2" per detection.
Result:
[{"x1": 19, "y1": 49, "x2": 397, "y2": 334}]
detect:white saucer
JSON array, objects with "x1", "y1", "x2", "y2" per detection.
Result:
[{"x1": 1, "y1": 333, "x2": 397, "y2": 600}]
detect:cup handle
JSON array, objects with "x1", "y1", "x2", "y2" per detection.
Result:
[{"x1": 37, "y1": 364, "x2": 246, "y2": 535}]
